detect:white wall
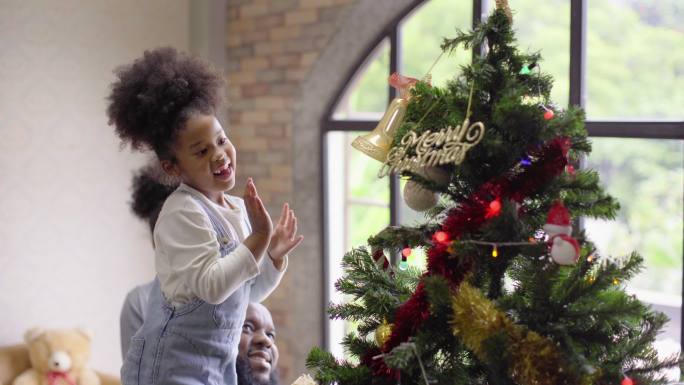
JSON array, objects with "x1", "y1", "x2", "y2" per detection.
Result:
[{"x1": 0, "y1": 0, "x2": 189, "y2": 375}]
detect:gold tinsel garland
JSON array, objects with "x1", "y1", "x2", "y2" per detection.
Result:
[{"x1": 451, "y1": 282, "x2": 587, "y2": 385}]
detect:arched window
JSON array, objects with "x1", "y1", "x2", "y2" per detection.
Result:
[{"x1": 322, "y1": 0, "x2": 684, "y2": 363}]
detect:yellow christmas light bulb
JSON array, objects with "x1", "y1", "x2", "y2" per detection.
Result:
[
  {"x1": 492, "y1": 246, "x2": 498, "y2": 258},
  {"x1": 613, "y1": 278, "x2": 620, "y2": 285}
]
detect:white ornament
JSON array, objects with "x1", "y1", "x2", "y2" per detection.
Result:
[
  {"x1": 550, "y1": 234, "x2": 580, "y2": 265},
  {"x1": 419, "y1": 166, "x2": 451, "y2": 186},
  {"x1": 543, "y1": 223, "x2": 572, "y2": 236},
  {"x1": 403, "y1": 180, "x2": 438, "y2": 211}
]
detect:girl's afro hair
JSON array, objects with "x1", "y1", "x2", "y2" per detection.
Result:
[
  {"x1": 106, "y1": 47, "x2": 224, "y2": 158},
  {"x1": 130, "y1": 162, "x2": 180, "y2": 233}
]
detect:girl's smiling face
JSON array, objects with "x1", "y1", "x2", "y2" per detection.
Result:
[{"x1": 162, "y1": 114, "x2": 236, "y2": 205}]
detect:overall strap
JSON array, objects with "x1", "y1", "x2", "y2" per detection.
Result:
[
  {"x1": 189, "y1": 194, "x2": 243, "y2": 255},
  {"x1": 190, "y1": 195, "x2": 231, "y2": 240}
]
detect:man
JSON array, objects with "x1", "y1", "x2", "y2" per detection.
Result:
[{"x1": 236, "y1": 303, "x2": 280, "y2": 385}]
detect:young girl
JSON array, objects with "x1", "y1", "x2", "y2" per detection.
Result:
[{"x1": 107, "y1": 47, "x2": 303, "y2": 385}]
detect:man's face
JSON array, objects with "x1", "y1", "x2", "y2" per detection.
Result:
[{"x1": 238, "y1": 303, "x2": 279, "y2": 384}]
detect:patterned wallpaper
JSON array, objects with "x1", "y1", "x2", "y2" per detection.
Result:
[{"x1": 0, "y1": 0, "x2": 189, "y2": 375}]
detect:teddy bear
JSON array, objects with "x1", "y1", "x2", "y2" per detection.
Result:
[{"x1": 12, "y1": 328, "x2": 100, "y2": 385}]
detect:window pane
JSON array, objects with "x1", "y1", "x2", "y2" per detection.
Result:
[
  {"x1": 400, "y1": 0, "x2": 472, "y2": 88},
  {"x1": 585, "y1": 138, "x2": 683, "y2": 378},
  {"x1": 332, "y1": 39, "x2": 390, "y2": 120},
  {"x1": 325, "y1": 131, "x2": 390, "y2": 358},
  {"x1": 587, "y1": 1, "x2": 684, "y2": 119},
  {"x1": 348, "y1": 138, "x2": 390, "y2": 203},
  {"x1": 348, "y1": 205, "x2": 390, "y2": 249},
  {"x1": 486, "y1": 0, "x2": 570, "y2": 107}
]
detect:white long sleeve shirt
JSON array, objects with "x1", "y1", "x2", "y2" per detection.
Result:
[{"x1": 153, "y1": 183, "x2": 286, "y2": 306}]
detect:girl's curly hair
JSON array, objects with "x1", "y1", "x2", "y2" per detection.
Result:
[
  {"x1": 130, "y1": 162, "x2": 180, "y2": 233},
  {"x1": 106, "y1": 47, "x2": 225, "y2": 159}
]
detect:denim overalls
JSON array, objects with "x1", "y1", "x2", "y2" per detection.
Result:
[{"x1": 122, "y1": 195, "x2": 252, "y2": 385}]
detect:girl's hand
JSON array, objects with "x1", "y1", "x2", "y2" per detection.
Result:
[
  {"x1": 244, "y1": 178, "x2": 272, "y2": 238},
  {"x1": 268, "y1": 203, "x2": 304, "y2": 265}
]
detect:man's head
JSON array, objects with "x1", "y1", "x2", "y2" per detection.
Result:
[{"x1": 237, "y1": 303, "x2": 279, "y2": 385}]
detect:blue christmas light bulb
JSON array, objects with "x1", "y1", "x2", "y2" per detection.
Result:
[
  {"x1": 520, "y1": 155, "x2": 532, "y2": 167},
  {"x1": 399, "y1": 255, "x2": 409, "y2": 271}
]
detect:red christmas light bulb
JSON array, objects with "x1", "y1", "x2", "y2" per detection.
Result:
[
  {"x1": 489, "y1": 199, "x2": 501, "y2": 213},
  {"x1": 485, "y1": 198, "x2": 502, "y2": 218},
  {"x1": 621, "y1": 377, "x2": 634, "y2": 385},
  {"x1": 433, "y1": 231, "x2": 449, "y2": 244},
  {"x1": 544, "y1": 109, "x2": 555, "y2": 120},
  {"x1": 402, "y1": 247, "x2": 412, "y2": 258}
]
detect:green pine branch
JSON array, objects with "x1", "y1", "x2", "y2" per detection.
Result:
[{"x1": 306, "y1": 347, "x2": 374, "y2": 385}]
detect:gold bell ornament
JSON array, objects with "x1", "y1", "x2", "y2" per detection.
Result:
[
  {"x1": 351, "y1": 98, "x2": 409, "y2": 162},
  {"x1": 351, "y1": 73, "x2": 421, "y2": 162}
]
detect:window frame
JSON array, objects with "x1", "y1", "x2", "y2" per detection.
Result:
[{"x1": 320, "y1": 0, "x2": 684, "y2": 352}]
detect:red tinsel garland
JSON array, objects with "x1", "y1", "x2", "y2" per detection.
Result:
[
  {"x1": 377, "y1": 137, "x2": 570, "y2": 367},
  {"x1": 441, "y1": 137, "x2": 569, "y2": 235},
  {"x1": 361, "y1": 347, "x2": 401, "y2": 380}
]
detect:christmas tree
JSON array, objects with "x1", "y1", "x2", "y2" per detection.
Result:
[{"x1": 306, "y1": 2, "x2": 682, "y2": 385}]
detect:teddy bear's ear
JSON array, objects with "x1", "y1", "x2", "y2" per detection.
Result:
[
  {"x1": 76, "y1": 328, "x2": 93, "y2": 341},
  {"x1": 24, "y1": 327, "x2": 45, "y2": 343}
]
